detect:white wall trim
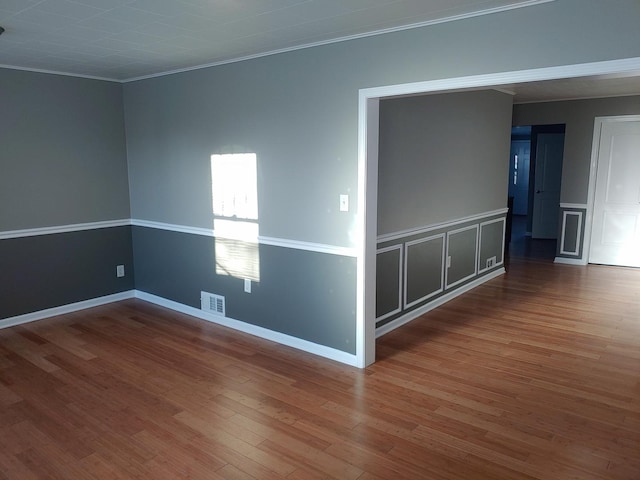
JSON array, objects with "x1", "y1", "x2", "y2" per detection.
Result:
[
  {"x1": 559, "y1": 210, "x2": 583, "y2": 256},
  {"x1": 135, "y1": 291, "x2": 358, "y2": 367},
  {"x1": 377, "y1": 208, "x2": 508, "y2": 244},
  {"x1": 257, "y1": 236, "x2": 357, "y2": 257},
  {"x1": 0, "y1": 63, "x2": 119, "y2": 82},
  {"x1": 361, "y1": 58, "x2": 640, "y2": 101},
  {"x1": 131, "y1": 219, "x2": 356, "y2": 257},
  {"x1": 0, "y1": 218, "x2": 357, "y2": 258},
  {"x1": 560, "y1": 203, "x2": 587, "y2": 210},
  {"x1": 0, "y1": 291, "x2": 136, "y2": 330},
  {"x1": 584, "y1": 117, "x2": 605, "y2": 265},
  {"x1": 375, "y1": 244, "x2": 404, "y2": 322},
  {"x1": 0, "y1": 219, "x2": 131, "y2": 240},
  {"x1": 376, "y1": 268, "x2": 505, "y2": 338},
  {"x1": 131, "y1": 218, "x2": 212, "y2": 237},
  {"x1": 0, "y1": 289, "x2": 358, "y2": 366},
  {"x1": 554, "y1": 257, "x2": 587, "y2": 266}
]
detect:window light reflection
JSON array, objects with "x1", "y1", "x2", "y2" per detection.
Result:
[{"x1": 211, "y1": 153, "x2": 260, "y2": 281}]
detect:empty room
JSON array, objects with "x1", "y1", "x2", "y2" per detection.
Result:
[{"x1": 1, "y1": 1, "x2": 640, "y2": 478}]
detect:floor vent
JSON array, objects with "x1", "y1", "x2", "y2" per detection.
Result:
[{"x1": 201, "y1": 292, "x2": 225, "y2": 316}]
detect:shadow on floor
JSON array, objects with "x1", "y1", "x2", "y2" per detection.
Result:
[{"x1": 507, "y1": 214, "x2": 557, "y2": 262}]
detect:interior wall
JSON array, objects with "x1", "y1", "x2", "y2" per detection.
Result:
[
  {"x1": 124, "y1": 0, "x2": 640, "y2": 247},
  {"x1": 0, "y1": 69, "x2": 130, "y2": 230},
  {"x1": 377, "y1": 90, "x2": 513, "y2": 235},
  {"x1": 513, "y1": 95, "x2": 640, "y2": 204},
  {"x1": 122, "y1": 0, "x2": 640, "y2": 354},
  {"x1": 0, "y1": 69, "x2": 133, "y2": 320},
  {"x1": 1, "y1": 0, "x2": 639, "y2": 353}
]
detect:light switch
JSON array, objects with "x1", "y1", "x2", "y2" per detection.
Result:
[{"x1": 339, "y1": 194, "x2": 349, "y2": 212}]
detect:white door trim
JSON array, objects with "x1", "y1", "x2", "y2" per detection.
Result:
[
  {"x1": 355, "y1": 57, "x2": 640, "y2": 368},
  {"x1": 584, "y1": 114, "x2": 640, "y2": 265}
]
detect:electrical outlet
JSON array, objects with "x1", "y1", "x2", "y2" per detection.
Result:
[
  {"x1": 116, "y1": 265, "x2": 125, "y2": 277},
  {"x1": 486, "y1": 256, "x2": 496, "y2": 268}
]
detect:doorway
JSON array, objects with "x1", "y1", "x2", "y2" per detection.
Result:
[
  {"x1": 507, "y1": 124, "x2": 565, "y2": 260},
  {"x1": 357, "y1": 59, "x2": 640, "y2": 368}
]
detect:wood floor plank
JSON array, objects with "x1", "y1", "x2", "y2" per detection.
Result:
[{"x1": 0, "y1": 257, "x2": 638, "y2": 478}]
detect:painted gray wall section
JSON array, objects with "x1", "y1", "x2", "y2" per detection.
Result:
[
  {"x1": 557, "y1": 206, "x2": 587, "y2": 259},
  {"x1": 479, "y1": 221, "x2": 505, "y2": 270},
  {"x1": 378, "y1": 90, "x2": 512, "y2": 235},
  {"x1": 446, "y1": 228, "x2": 478, "y2": 287},
  {"x1": 561, "y1": 213, "x2": 579, "y2": 254},
  {"x1": 0, "y1": 69, "x2": 130, "y2": 231},
  {"x1": 513, "y1": 95, "x2": 640, "y2": 204},
  {"x1": 124, "y1": 1, "x2": 640, "y2": 247},
  {"x1": 132, "y1": 227, "x2": 356, "y2": 354},
  {"x1": 0, "y1": 227, "x2": 134, "y2": 319},
  {"x1": 376, "y1": 248, "x2": 402, "y2": 319},
  {"x1": 406, "y1": 237, "x2": 444, "y2": 305}
]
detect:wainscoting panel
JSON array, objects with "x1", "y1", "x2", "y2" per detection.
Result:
[
  {"x1": 556, "y1": 204, "x2": 587, "y2": 264},
  {"x1": 376, "y1": 210, "x2": 506, "y2": 331},
  {"x1": 375, "y1": 245, "x2": 403, "y2": 322},
  {"x1": 478, "y1": 218, "x2": 506, "y2": 274},
  {"x1": 445, "y1": 225, "x2": 479, "y2": 289},
  {"x1": 405, "y1": 234, "x2": 445, "y2": 309}
]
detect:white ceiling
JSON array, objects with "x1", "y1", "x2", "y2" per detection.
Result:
[
  {"x1": 0, "y1": 0, "x2": 553, "y2": 81},
  {"x1": 0, "y1": 0, "x2": 638, "y2": 101},
  {"x1": 505, "y1": 74, "x2": 640, "y2": 104}
]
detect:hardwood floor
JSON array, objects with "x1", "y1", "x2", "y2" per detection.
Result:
[{"x1": 1, "y1": 258, "x2": 639, "y2": 479}]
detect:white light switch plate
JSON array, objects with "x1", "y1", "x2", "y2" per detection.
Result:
[{"x1": 339, "y1": 194, "x2": 349, "y2": 212}]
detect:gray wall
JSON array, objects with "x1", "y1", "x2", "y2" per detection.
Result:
[
  {"x1": 122, "y1": 0, "x2": 640, "y2": 352},
  {"x1": 0, "y1": 69, "x2": 130, "y2": 230},
  {"x1": 132, "y1": 227, "x2": 356, "y2": 353},
  {"x1": 1, "y1": 227, "x2": 134, "y2": 319},
  {"x1": 0, "y1": 69, "x2": 133, "y2": 319},
  {"x1": 2, "y1": 1, "x2": 640, "y2": 350},
  {"x1": 377, "y1": 90, "x2": 513, "y2": 235},
  {"x1": 124, "y1": 0, "x2": 640, "y2": 247},
  {"x1": 513, "y1": 95, "x2": 640, "y2": 204}
]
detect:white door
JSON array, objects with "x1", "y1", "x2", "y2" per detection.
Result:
[
  {"x1": 589, "y1": 117, "x2": 640, "y2": 267},
  {"x1": 532, "y1": 133, "x2": 564, "y2": 239}
]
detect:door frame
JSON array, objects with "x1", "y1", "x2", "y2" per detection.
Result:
[
  {"x1": 584, "y1": 114, "x2": 640, "y2": 265},
  {"x1": 355, "y1": 57, "x2": 640, "y2": 368}
]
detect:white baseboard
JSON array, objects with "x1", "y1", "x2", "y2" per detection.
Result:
[
  {"x1": 0, "y1": 291, "x2": 136, "y2": 329},
  {"x1": 134, "y1": 290, "x2": 359, "y2": 367},
  {"x1": 554, "y1": 256, "x2": 587, "y2": 266},
  {"x1": 0, "y1": 289, "x2": 359, "y2": 367},
  {"x1": 375, "y1": 268, "x2": 505, "y2": 338}
]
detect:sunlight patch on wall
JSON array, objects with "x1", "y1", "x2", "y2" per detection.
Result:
[{"x1": 211, "y1": 153, "x2": 260, "y2": 281}]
